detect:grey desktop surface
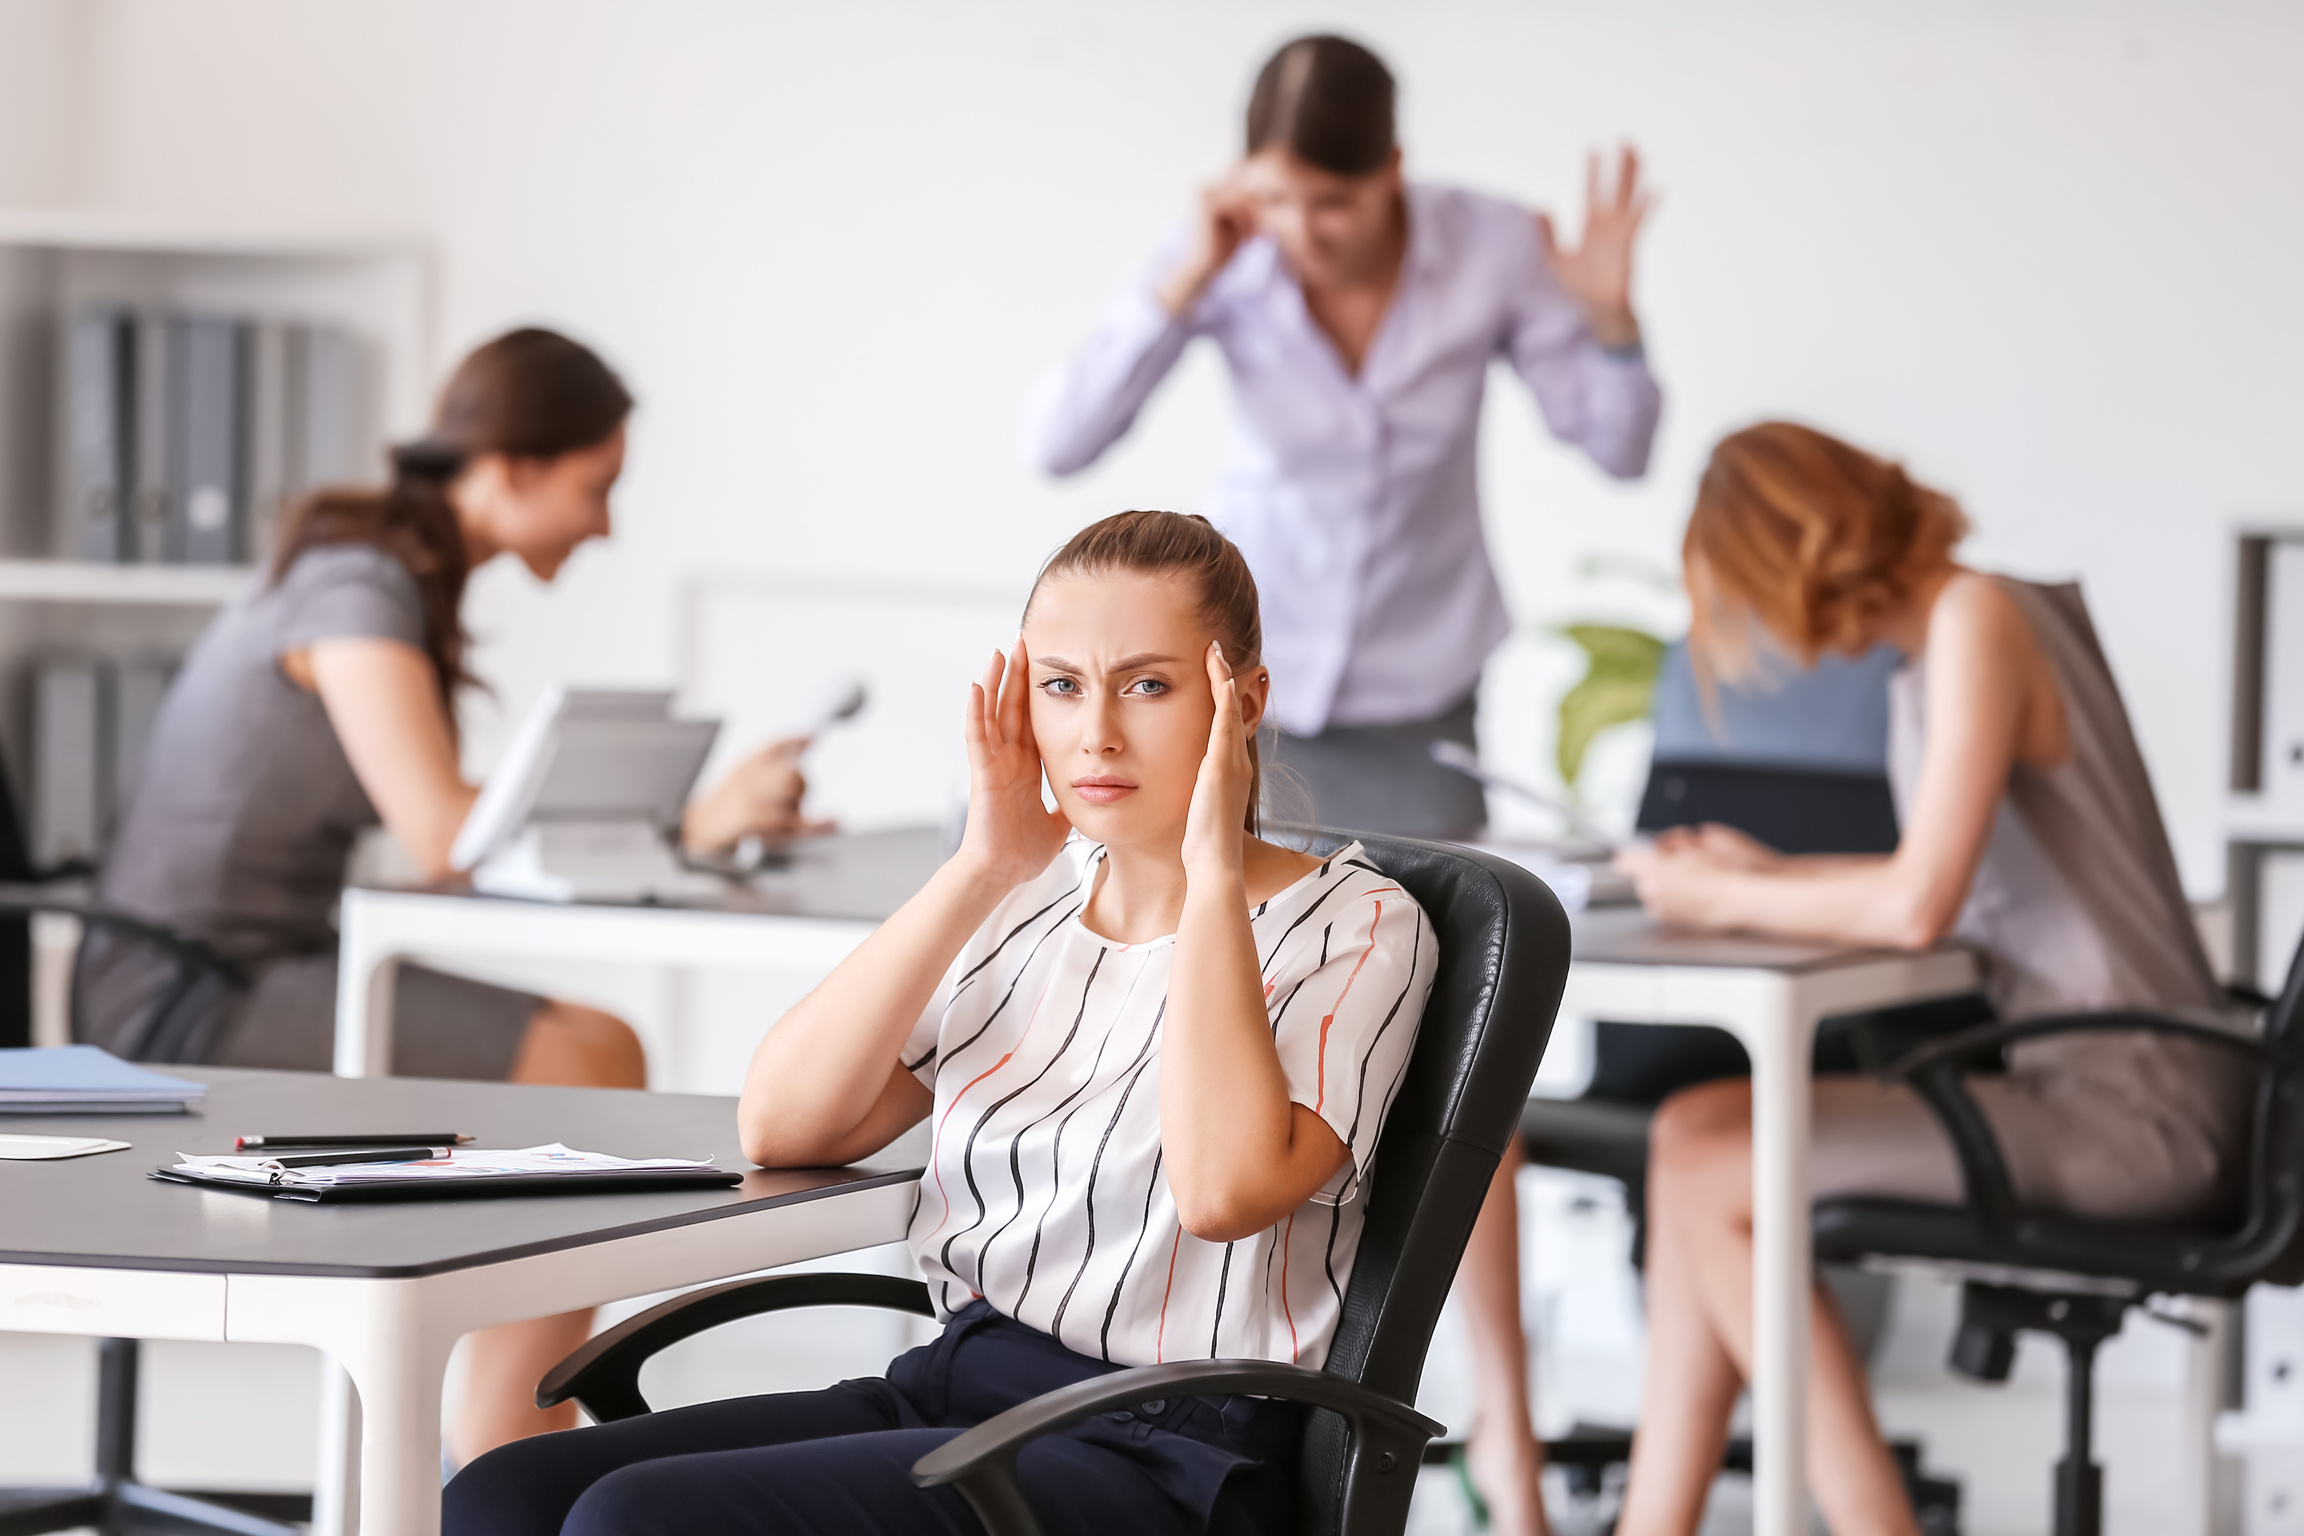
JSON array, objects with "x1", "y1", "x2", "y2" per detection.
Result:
[
  {"x1": 1570, "y1": 904, "x2": 1928, "y2": 973},
  {"x1": 365, "y1": 825, "x2": 950, "y2": 924},
  {"x1": 0, "y1": 1067, "x2": 925, "y2": 1281},
  {"x1": 717, "y1": 825, "x2": 949, "y2": 920}
]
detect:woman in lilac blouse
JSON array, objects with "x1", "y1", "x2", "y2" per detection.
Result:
[{"x1": 1022, "y1": 34, "x2": 1662, "y2": 1535}]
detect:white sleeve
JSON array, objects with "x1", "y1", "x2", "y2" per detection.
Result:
[
  {"x1": 1017, "y1": 233, "x2": 1208, "y2": 477},
  {"x1": 1499, "y1": 210, "x2": 1662, "y2": 481},
  {"x1": 1267, "y1": 885, "x2": 1438, "y2": 1203}
]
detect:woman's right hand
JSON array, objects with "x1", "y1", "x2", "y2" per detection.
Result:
[
  {"x1": 1155, "y1": 167, "x2": 1259, "y2": 316},
  {"x1": 956, "y1": 642, "x2": 1071, "y2": 889},
  {"x1": 1651, "y1": 822, "x2": 1782, "y2": 873}
]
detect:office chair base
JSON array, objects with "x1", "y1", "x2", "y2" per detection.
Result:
[
  {"x1": 1948, "y1": 1283, "x2": 2126, "y2": 1536},
  {"x1": 0, "y1": 1485, "x2": 307, "y2": 1536}
]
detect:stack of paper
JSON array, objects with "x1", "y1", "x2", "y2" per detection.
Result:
[
  {"x1": 0, "y1": 1045, "x2": 207, "y2": 1115},
  {"x1": 155, "y1": 1143, "x2": 738, "y2": 1203}
]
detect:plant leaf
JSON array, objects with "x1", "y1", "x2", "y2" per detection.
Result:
[{"x1": 1555, "y1": 624, "x2": 1667, "y2": 786}]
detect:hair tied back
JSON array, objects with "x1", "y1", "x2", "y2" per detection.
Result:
[{"x1": 389, "y1": 438, "x2": 467, "y2": 485}]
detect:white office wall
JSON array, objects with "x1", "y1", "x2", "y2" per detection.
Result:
[
  {"x1": 9, "y1": 0, "x2": 2304, "y2": 885},
  {"x1": 0, "y1": 0, "x2": 84, "y2": 205}
]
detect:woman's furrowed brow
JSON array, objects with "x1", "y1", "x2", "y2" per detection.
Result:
[{"x1": 1029, "y1": 653, "x2": 1181, "y2": 673}]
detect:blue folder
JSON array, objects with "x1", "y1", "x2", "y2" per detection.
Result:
[{"x1": 0, "y1": 1045, "x2": 208, "y2": 1115}]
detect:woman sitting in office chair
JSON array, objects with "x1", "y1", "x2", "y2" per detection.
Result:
[
  {"x1": 445, "y1": 510, "x2": 1439, "y2": 1536},
  {"x1": 77, "y1": 327, "x2": 821, "y2": 1466},
  {"x1": 1610, "y1": 422, "x2": 2246, "y2": 1536}
]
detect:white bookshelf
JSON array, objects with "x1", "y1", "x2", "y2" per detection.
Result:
[
  {"x1": 0, "y1": 208, "x2": 433, "y2": 840},
  {"x1": 0, "y1": 557, "x2": 255, "y2": 605}
]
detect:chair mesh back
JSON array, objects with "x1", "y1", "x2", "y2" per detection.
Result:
[{"x1": 1286, "y1": 832, "x2": 1571, "y2": 1532}]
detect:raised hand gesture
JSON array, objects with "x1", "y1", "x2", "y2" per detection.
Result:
[
  {"x1": 1156, "y1": 167, "x2": 1260, "y2": 318},
  {"x1": 1536, "y1": 145, "x2": 1652, "y2": 348},
  {"x1": 1181, "y1": 642, "x2": 1256, "y2": 879},
  {"x1": 957, "y1": 642, "x2": 1071, "y2": 889}
]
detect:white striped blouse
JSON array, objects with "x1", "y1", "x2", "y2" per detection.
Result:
[{"x1": 901, "y1": 837, "x2": 1438, "y2": 1370}]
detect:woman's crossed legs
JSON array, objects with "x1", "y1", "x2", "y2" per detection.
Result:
[{"x1": 1615, "y1": 1079, "x2": 1920, "y2": 1536}]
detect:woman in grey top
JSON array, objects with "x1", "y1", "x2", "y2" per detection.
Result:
[
  {"x1": 1612, "y1": 423, "x2": 2244, "y2": 1536},
  {"x1": 78, "y1": 328, "x2": 819, "y2": 1467}
]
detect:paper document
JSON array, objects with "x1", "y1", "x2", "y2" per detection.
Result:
[
  {"x1": 0, "y1": 1133, "x2": 132, "y2": 1160},
  {"x1": 166, "y1": 1143, "x2": 721, "y2": 1190}
]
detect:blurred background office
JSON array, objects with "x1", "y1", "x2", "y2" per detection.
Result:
[{"x1": 0, "y1": 3, "x2": 2301, "y2": 1534}]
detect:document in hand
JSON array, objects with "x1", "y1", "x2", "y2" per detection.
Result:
[
  {"x1": 153, "y1": 1143, "x2": 742, "y2": 1202},
  {"x1": 0, "y1": 1045, "x2": 207, "y2": 1115}
]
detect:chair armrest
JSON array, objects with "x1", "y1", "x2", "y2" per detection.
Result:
[
  {"x1": 909, "y1": 1359, "x2": 1443, "y2": 1536},
  {"x1": 1880, "y1": 1011, "x2": 2297, "y2": 1238},
  {"x1": 0, "y1": 884, "x2": 242, "y2": 980},
  {"x1": 1885, "y1": 1010, "x2": 2290, "y2": 1084},
  {"x1": 538, "y1": 1271, "x2": 933, "y2": 1422}
]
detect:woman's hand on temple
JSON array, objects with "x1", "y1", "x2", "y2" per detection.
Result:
[
  {"x1": 956, "y1": 643, "x2": 1071, "y2": 889},
  {"x1": 1182, "y1": 642, "x2": 1255, "y2": 879},
  {"x1": 1156, "y1": 167, "x2": 1259, "y2": 317},
  {"x1": 682, "y1": 738, "x2": 830, "y2": 854},
  {"x1": 1536, "y1": 145, "x2": 1651, "y2": 349}
]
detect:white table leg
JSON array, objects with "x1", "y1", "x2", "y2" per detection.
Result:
[
  {"x1": 314, "y1": 1361, "x2": 363, "y2": 1536},
  {"x1": 334, "y1": 894, "x2": 403, "y2": 1079},
  {"x1": 236, "y1": 1277, "x2": 456, "y2": 1536},
  {"x1": 1729, "y1": 977, "x2": 1822, "y2": 1536}
]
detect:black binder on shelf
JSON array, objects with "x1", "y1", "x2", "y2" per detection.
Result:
[
  {"x1": 169, "y1": 315, "x2": 250, "y2": 565},
  {"x1": 64, "y1": 308, "x2": 133, "y2": 564},
  {"x1": 128, "y1": 313, "x2": 171, "y2": 565}
]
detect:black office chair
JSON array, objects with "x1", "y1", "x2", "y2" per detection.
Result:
[
  {"x1": 534, "y1": 832, "x2": 1570, "y2": 1536},
  {"x1": 0, "y1": 758, "x2": 287, "y2": 1536},
  {"x1": 1811, "y1": 934, "x2": 2304, "y2": 1536}
]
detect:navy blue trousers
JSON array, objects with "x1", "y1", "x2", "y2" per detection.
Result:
[{"x1": 445, "y1": 1302, "x2": 1303, "y2": 1536}]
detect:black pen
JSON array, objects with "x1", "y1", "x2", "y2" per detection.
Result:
[
  {"x1": 262, "y1": 1145, "x2": 454, "y2": 1169},
  {"x1": 235, "y1": 1133, "x2": 474, "y2": 1152}
]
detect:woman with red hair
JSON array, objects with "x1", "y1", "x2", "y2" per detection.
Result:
[{"x1": 1614, "y1": 423, "x2": 2244, "y2": 1535}]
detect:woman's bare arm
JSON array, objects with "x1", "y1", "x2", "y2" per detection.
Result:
[
  {"x1": 294, "y1": 638, "x2": 475, "y2": 881},
  {"x1": 1160, "y1": 645, "x2": 1350, "y2": 1242},
  {"x1": 1618, "y1": 576, "x2": 2039, "y2": 948}
]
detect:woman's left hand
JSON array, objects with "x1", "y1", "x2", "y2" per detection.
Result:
[
  {"x1": 1537, "y1": 144, "x2": 1651, "y2": 349},
  {"x1": 1615, "y1": 837, "x2": 1733, "y2": 930},
  {"x1": 682, "y1": 738, "x2": 833, "y2": 853},
  {"x1": 1182, "y1": 642, "x2": 1255, "y2": 878}
]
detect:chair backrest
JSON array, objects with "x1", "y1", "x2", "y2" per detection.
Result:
[{"x1": 1287, "y1": 830, "x2": 1570, "y2": 1533}]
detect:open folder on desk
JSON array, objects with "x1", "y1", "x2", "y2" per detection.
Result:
[{"x1": 152, "y1": 1143, "x2": 740, "y2": 1203}]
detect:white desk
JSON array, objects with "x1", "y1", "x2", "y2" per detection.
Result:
[
  {"x1": 0, "y1": 1069, "x2": 923, "y2": 1536},
  {"x1": 334, "y1": 827, "x2": 949, "y2": 1079},
  {"x1": 1562, "y1": 908, "x2": 1979, "y2": 1536}
]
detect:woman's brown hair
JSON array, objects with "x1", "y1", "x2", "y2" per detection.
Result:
[
  {"x1": 269, "y1": 327, "x2": 633, "y2": 701},
  {"x1": 1684, "y1": 421, "x2": 1969, "y2": 680},
  {"x1": 1245, "y1": 34, "x2": 1396, "y2": 178},
  {"x1": 1027, "y1": 511, "x2": 1268, "y2": 833}
]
